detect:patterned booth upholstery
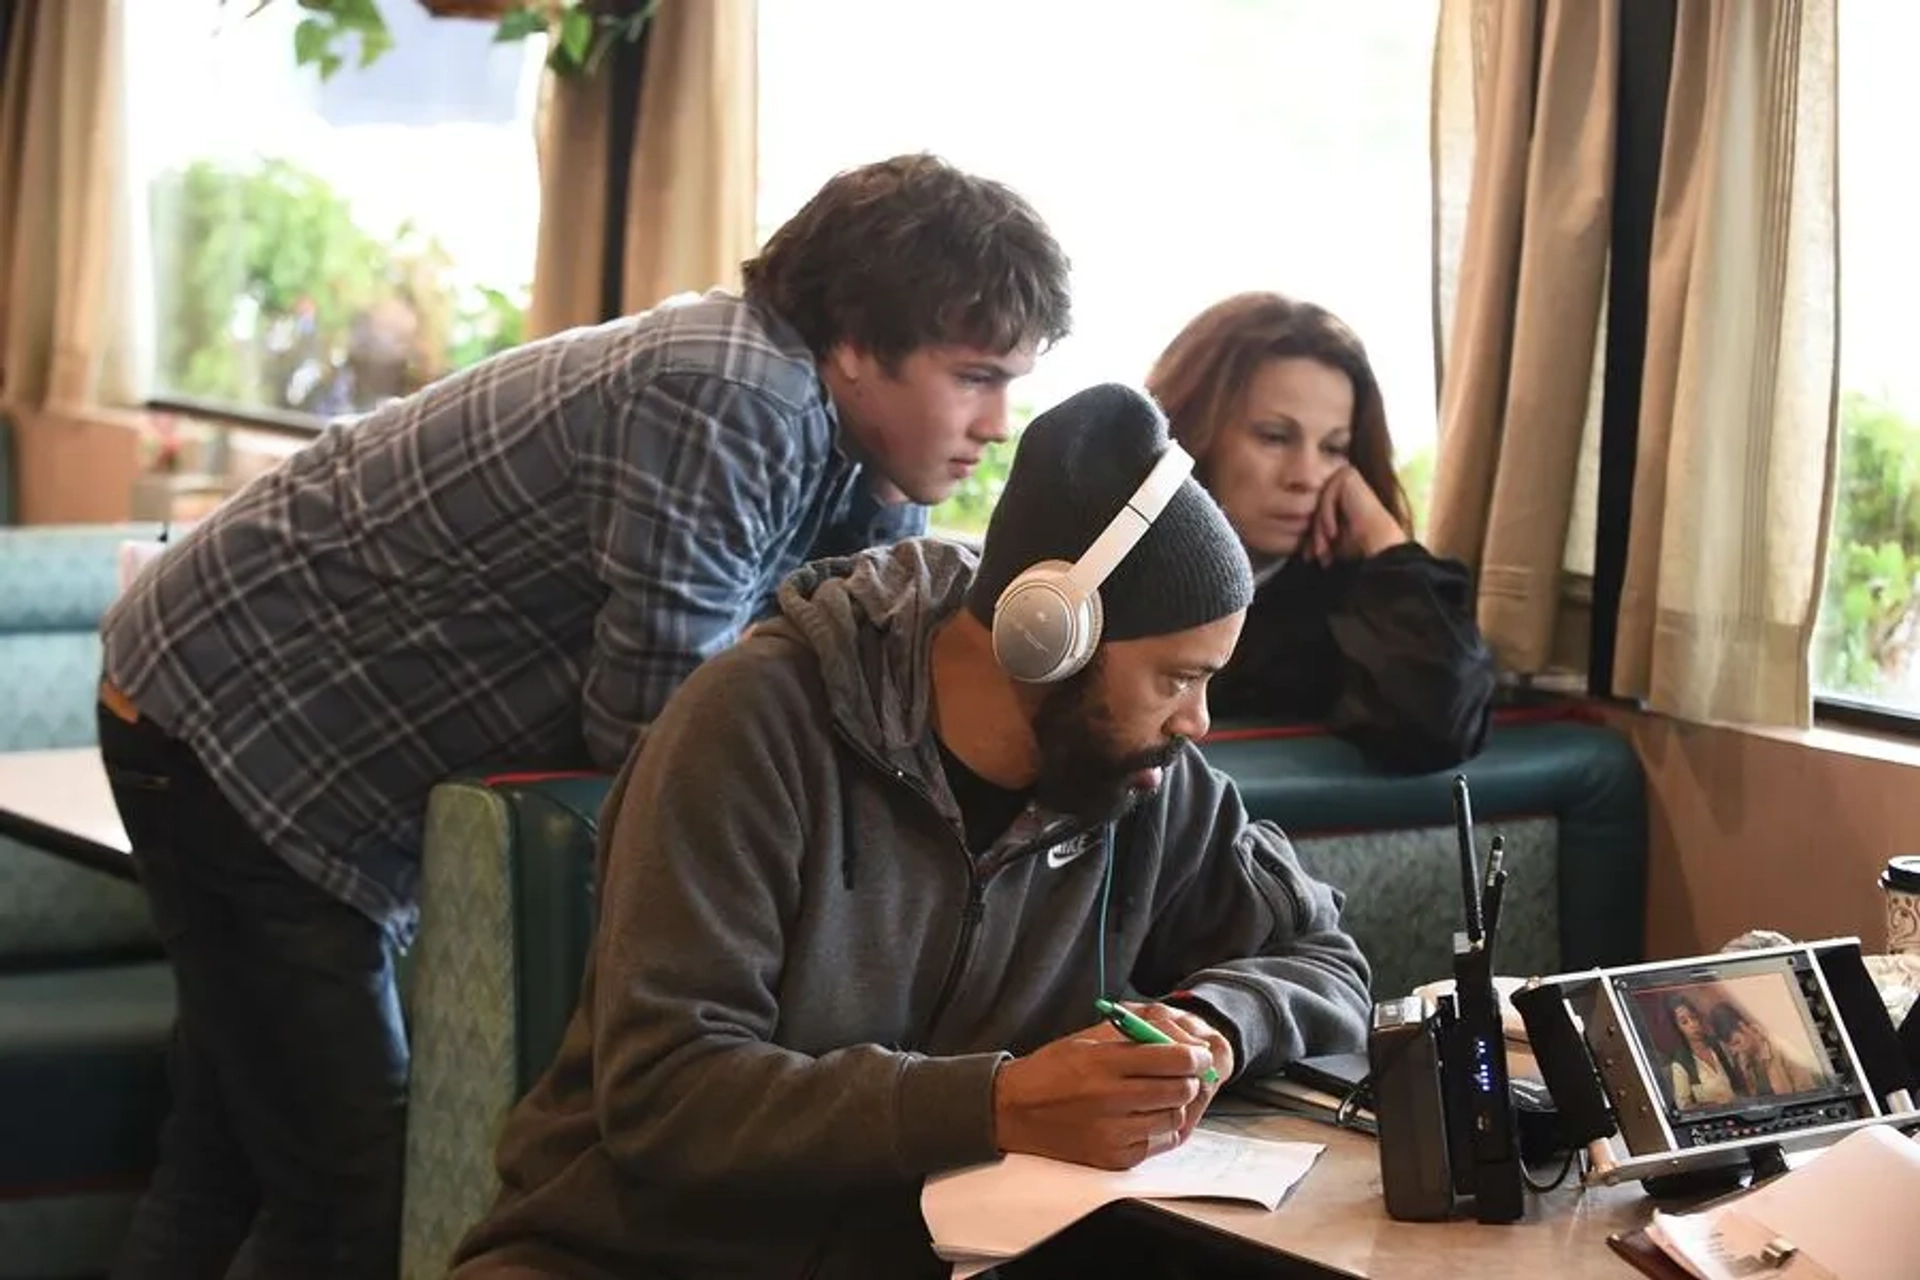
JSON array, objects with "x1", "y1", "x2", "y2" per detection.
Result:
[
  {"x1": 0, "y1": 523, "x2": 173, "y2": 1279},
  {"x1": 401, "y1": 773, "x2": 605, "y2": 1280},
  {"x1": 398, "y1": 711, "x2": 1648, "y2": 1278},
  {"x1": 1205, "y1": 711, "x2": 1648, "y2": 999}
]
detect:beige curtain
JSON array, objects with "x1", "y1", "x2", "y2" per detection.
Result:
[
  {"x1": 1428, "y1": 0, "x2": 1619, "y2": 674},
  {"x1": 0, "y1": 0, "x2": 137, "y2": 414},
  {"x1": 529, "y1": 0, "x2": 759, "y2": 338},
  {"x1": 1610, "y1": 0, "x2": 1838, "y2": 727}
]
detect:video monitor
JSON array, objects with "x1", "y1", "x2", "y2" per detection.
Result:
[
  {"x1": 1525, "y1": 939, "x2": 1911, "y2": 1189},
  {"x1": 1616, "y1": 960, "x2": 1842, "y2": 1121}
]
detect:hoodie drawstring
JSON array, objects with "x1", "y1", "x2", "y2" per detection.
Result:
[{"x1": 838, "y1": 746, "x2": 860, "y2": 891}]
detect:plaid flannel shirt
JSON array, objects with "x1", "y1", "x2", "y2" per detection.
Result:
[{"x1": 103, "y1": 292, "x2": 924, "y2": 942}]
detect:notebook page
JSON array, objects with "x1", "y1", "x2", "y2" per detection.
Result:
[
  {"x1": 921, "y1": 1129, "x2": 1323, "y2": 1264},
  {"x1": 1115, "y1": 1127, "x2": 1323, "y2": 1205}
]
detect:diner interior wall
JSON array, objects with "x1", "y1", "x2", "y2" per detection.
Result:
[
  {"x1": 11, "y1": 410, "x2": 139, "y2": 524},
  {"x1": 1602, "y1": 705, "x2": 1916, "y2": 964}
]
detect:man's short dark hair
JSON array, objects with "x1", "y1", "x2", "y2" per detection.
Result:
[{"x1": 742, "y1": 153, "x2": 1072, "y2": 367}]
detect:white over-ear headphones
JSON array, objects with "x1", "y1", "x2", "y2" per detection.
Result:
[{"x1": 990, "y1": 442, "x2": 1196, "y2": 683}]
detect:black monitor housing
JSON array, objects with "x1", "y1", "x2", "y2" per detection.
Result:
[{"x1": 1519, "y1": 938, "x2": 1919, "y2": 1188}]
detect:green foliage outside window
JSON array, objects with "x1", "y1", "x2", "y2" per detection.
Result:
[
  {"x1": 151, "y1": 156, "x2": 529, "y2": 418},
  {"x1": 927, "y1": 405, "x2": 1034, "y2": 536},
  {"x1": 1396, "y1": 442, "x2": 1435, "y2": 538},
  {"x1": 1815, "y1": 392, "x2": 1920, "y2": 701}
]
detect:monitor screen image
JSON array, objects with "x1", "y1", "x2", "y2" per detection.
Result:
[{"x1": 1625, "y1": 970, "x2": 1839, "y2": 1116}]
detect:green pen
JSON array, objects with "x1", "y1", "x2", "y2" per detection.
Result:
[{"x1": 1094, "y1": 998, "x2": 1221, "y2": 1084}]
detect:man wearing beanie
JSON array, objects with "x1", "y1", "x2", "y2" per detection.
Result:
[{"x1": 453, "y1": 385, "x2": 1371, "y2": 1280}]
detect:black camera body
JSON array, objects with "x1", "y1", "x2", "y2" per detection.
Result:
[
  {"x1": 1369, "y1": 993, "x2": 1455, "y2": 1221},
  {"x1": 1371, "y1": 945, "x2": 1525, "y2": 1223}
]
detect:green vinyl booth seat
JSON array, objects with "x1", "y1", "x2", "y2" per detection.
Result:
[{"x1": 0, "y1": 523, "x2": 175, "y2": 1280}]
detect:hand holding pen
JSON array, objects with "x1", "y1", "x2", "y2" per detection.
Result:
[
  {"x1": 991, "y1": 1004, "x2": 1230, "y2": 1169},
  {"x1": 1096, "y1": 998, "x2": 1221, "y2": 1084}
]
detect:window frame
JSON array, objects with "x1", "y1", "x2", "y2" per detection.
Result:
[
  {"x1": 144, "y1": 394, "x2": 331, "y2": 441},
  {"x1": 1814, "y1": 694, "x2": 1920, "y2": 739}
]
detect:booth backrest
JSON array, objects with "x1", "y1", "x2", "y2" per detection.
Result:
[
  {"x1": 0, "y1": 523, "x2": 165, "y2": 963},
  {"x1": 0, "y1": 524, "x2": 176, "y2": 1276},
  {"x1": 401, "y1": 773, "x2": 605, "y2": 1280},
  {"x1": 1203, "y1": 713, "x2": 1647, "y2": 999}
]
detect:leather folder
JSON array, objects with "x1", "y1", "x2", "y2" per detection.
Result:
[{"x1": 1605, "y1": 1227, "x2": 1697, "y2": 1280}]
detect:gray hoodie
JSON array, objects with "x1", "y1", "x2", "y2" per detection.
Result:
[{"x1": 452, "y1": 539, "x2": 1371, "y2": 1280}]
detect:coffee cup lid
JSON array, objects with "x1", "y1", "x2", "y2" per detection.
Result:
[{"x1": 1882, "y1": 856, "x2": 1920, "y2": 893}]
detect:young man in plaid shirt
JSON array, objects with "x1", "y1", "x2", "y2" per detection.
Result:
[{"x1": 97, "y1": 153, "x2": 1071, "y2": 1280}]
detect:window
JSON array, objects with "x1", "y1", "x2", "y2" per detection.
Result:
[
  {"x1": 757, "y1": 0, "x2": 1440, "y2": 537},
  {"x1": 1813, "y1": 1, "x2": 1920, "y2": 717},
  {"x1": 124, "y1": 2, "x2": 544, "y2": 423}
]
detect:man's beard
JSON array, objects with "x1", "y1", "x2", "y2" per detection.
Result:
[{"x1": 1030, "y1": 659, "x2": 1185, "y2": 826}]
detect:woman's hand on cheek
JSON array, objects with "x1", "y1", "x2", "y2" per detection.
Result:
[{"x1": 1309, "y1": 468, "x2": 1408, "y2": 563}]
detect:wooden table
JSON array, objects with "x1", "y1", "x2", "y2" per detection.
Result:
[
  {"x1": 1120, "y1": 1109, "x2": 1651, "y2": 1278},
  {"x1": 0, "y1": 747, "x2": 134, "y2": 880}
]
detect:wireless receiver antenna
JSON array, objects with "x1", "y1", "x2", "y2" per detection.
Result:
[
  {"x1": 1447, "y1": 772, "x2": 1522, "y2": 1223},
  {"x1": 1451, "y1": 774, "x2": 1484, "y2": 947}
]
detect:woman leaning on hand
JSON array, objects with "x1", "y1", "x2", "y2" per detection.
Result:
[{"x1": 1146, "y1": 291, "x2": 1496, "y2": 772}]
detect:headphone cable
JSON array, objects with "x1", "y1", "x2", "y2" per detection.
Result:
[{"x1": 1096, "y1": 824, "x2": 1116, "y2": 1001}]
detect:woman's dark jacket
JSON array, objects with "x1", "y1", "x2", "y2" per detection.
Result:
[{"x1": 1208, "y1": 543, "x2": 1497, "y2": 772}]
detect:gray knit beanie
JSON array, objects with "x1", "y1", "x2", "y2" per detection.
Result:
[{"x1": 966, "y1": 383, "x2": 1253, "y2": 640}]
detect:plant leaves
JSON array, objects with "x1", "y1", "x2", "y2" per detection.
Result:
[
  {"x1": 357, "y1": 20, "x2": 394, "y2": 66},
  {"x1": 292, "y1": 16, "x2": 333, "y2": 66},
  {"x1": 560, "y1": 7, "x2": 594, "y2": 65},
  {"x1": 495, "y1": 6, "x2": 548, "y2": 42},
  {"x1": 281, "y1": 0, "x2": 656, "y2": 82},
  {"x1": 1818, "y1": 393, "x2": 1920, "y2": 697},
  {"x1": 152, "y1": 156, "x2": 532, "y2": 417}
]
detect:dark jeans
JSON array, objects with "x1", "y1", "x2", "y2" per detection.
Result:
[{"x1": 99, "y1": 704, "x2": 408, "y2": 1280}]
